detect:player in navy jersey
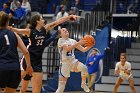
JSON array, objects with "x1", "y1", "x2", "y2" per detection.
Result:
[
  {"x1": 0, "y1": 11, "x2": 32, "y2": 93},
  {"x1": 10, "y1": 14, "x2": 79, "y2": 93}
]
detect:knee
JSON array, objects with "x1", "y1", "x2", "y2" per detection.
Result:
[{"x1": 81, "y1": 65, "x2": 88, "y2": 76}]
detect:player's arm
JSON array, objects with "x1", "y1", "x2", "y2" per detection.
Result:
[
  {"x1": 123, "y1": 63, "x2": 131, "y2": 75},
  {"x1": 62, "y1": 42, "x2": 80, "y2": 52},
  {"x1": 16, "y1": 33, "x2": 33, "y2": 75},
  {"x1": 9, "y1": 26, "x2": 30, "y2": 37},
  {"x1": 44, "y1": 15, "x2": 80, "y2": 32},
  {"x1": 76, "y1": 45, "x2": 91, "y2": 52},
  {"x1": 114, "y1": 63, "x2": 119, "y2": 75},
  {"x1": 123, "y1": 69, "x2": 131, "y2": 75},
  {"x1": 45, "y1": 31, "x2": 58, "y2": 47}
]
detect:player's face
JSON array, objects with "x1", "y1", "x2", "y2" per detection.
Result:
[
  {"x1": 60, "y1": 28, "x2": 69, "y2": 38},
  {"x1": 120, "y1": 55, "x2": 126, "y2": 64},
  {"x1": 38, "y1": 16, "x2": 45, "y2": 27}
]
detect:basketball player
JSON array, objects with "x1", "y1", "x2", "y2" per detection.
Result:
[
  {"x1": 113, "y1": 53, "x2": 136, "y2": 93},
  {"x1": 86, "y1": 48, "x2": 104, "y2": 92},
  {"x1": 9, "y1": 14, "x2": 79, "y2": 93},
  {"x1": 0, "y1": 11, "x2": 32, "y2": 93},
  {"x1": 56, "y1": 28, "x2": 92, "y2": 93}
]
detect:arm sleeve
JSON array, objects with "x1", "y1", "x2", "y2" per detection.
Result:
[
  {"x1": 45, "y1": 31, "x2": 58, "y2": 47},
  {"x1": 127, "y1": 62, "x2": 131, "y2": 71}
]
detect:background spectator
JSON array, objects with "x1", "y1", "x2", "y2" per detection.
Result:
[
  {"x1": 21, "y1": 0, "x2": 31, "y2": 22},
  {"x1": 10, "y1": 0, "x2": 20, "y2": 12},
  {"x1": 56, "y1": 6, "x2": 69, "y2": 20}
]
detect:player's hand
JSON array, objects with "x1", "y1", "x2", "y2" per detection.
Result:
[
  {"x1": 123, "y1": 69, "x2": 130, "y2": 75},
  {"x1": 78, "y1": 39, "x2": 86, "y2": 46},
  {"x1": 26, "y1": 65, "x2": 33, "y2": 76},
  {"x1": 69, "y1": 15, "x2": 80, "y2": 21},
  {"x1": 114, "y1": 70, "x2": 119, "y2": 75}
]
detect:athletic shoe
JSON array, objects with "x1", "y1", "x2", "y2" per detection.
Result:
[{"x1": 81, "y1": 83, "x2": 90, "y2": 92}]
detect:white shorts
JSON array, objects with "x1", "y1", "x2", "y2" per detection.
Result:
[
  {"x1": 59, "y1": 59, "x2": 78, "y2": 77},
  {"x1": 119, "y1": 74, "x2": 133, "y2": 80}
]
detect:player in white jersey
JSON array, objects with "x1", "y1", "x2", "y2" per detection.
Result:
[
  {"x1": 56, "y1": 28, "x2": 92, "y2": 93},
  {"x1": 113, "y1": 53, "x2": 136, "y2": 93}
]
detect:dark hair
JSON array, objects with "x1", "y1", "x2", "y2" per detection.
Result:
[
  {"x1": 30, "y1": 14, "x2": 41, "y2": 29},
  {"x1": 120, "y1": 53, "x2": 126, "y2": 59},
  {"x1": 0, "y1": 11, "x2": 9, "y2": 27}
]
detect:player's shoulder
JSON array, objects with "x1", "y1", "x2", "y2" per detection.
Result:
[
  {"x1": 58, "y1": 38, "x2": 64, "y2": 41},
  {"x1": 116, "y1": 61, "x2": 121, "y2": 65},
  {"x1": 126, "y1": 61, "x2": 131, "y2": 65},
  {"x1": 69, "y1": 38, "x2": 76, "y2": 42}
]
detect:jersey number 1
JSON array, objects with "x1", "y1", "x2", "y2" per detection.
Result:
[{"x1": 4, "y1": 35, "x2": 10, "y2": 45}]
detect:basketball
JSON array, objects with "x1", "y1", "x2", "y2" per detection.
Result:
[{"x1": 83, "y1": 35, "x2": 95, "y2": 47}]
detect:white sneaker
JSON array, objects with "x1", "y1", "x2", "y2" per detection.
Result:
[{"x1": 81, "y1": 83, "x2": 90, "y2": 92}]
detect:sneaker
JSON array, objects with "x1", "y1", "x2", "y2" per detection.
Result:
[{"x1": 81, "y1": 83, "x2": 90, "y2": 92}]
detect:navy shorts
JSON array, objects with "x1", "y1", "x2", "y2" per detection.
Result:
[
  {"x1": 21, "y1": 59, "x2": 42, "y2": 80},
  {"x1": 0, "y1": 70, "x2": 21, "y2": 89}
]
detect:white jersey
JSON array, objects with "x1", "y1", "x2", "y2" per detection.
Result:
[
  {"x1": 115, "y1": 61, "x2": 132, "y2": 80},
  {"x1": 58, "y1": 38, "x2": 78, "y2": 63}
]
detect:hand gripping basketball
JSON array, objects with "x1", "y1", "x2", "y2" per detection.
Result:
[{"x1": 83, "y1": 35, "x2": 95, "y2": 47}]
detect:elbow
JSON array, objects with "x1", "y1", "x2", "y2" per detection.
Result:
[
  {"x1": 81, "y1": 49, "x2": 86, "y2": 53},
  {"x1": 23, "y1": 49, "x2": 29, "y2": 56}
]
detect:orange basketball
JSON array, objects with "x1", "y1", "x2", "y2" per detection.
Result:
[{"x1": 83, "y1": 35, "x2": 95, "y2": 47}]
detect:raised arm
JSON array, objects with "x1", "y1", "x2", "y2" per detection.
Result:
[{"x1": 45, "y1": 15, "x2": 80, "y2": 32}]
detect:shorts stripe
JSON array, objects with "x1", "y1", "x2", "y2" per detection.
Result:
[{"x1": 59, "y1": 63, "x2": 65, "y2": 78}]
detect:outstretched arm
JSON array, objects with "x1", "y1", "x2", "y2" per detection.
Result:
[
  {"x1": 8, "y1": 26, "x2": 30, "y2": 37},
  {"x1": 45, "y1": 15, "x2": 80, "y2": 32},
  {"x1": 45, "y1": 31, "x2": 58, "y2": 47}
]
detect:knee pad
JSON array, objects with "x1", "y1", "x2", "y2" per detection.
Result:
[
  {"x1": 55, "y1": 81, "x2": 66, "y2": 93},
  {"x1": 77, "y1": 63, "x2": 88, "y2": 76}
]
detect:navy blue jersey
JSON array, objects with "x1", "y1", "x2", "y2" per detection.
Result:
[
  {"x1": 0, "y1": 29, "x2": 19, "y2": 70},
  {"x1": 24, "y1": 27, "x2": 50, "y2": 67},
  {"x1": 28, "y1": 28, "x2": 47, "y2": 65}
]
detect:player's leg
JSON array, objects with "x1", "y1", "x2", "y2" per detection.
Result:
[
  {"x1": 113, "y1": 77, "x2": 123, "y2": 93},
  {"x1": 128, "y1": 78, "x2": 136, "y2": 93},
  {"x1": 20, "y1": 70, "x2": 30, "y2": 93},
  {"x1": 31, "y1": 72, "x2": 43, "y2": 93},
  {"x1": 55, "y1": 76, "x2": 68, "y2": 93},
  {"x1": 55, "y1": 63, "x2": 70, "y2": 93},
  {"x1": 73, "y1": 62, "x2": 90, "y2": 92},
  {"x1": 4, "y1": 70, "x2": 21, "y2": 93},
  {"x1": 4, "y1": 87, "x2": 16, "y2": 93},
  {"x1": 20, "y1": 59, "x2": 31, "y2": 93}
]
